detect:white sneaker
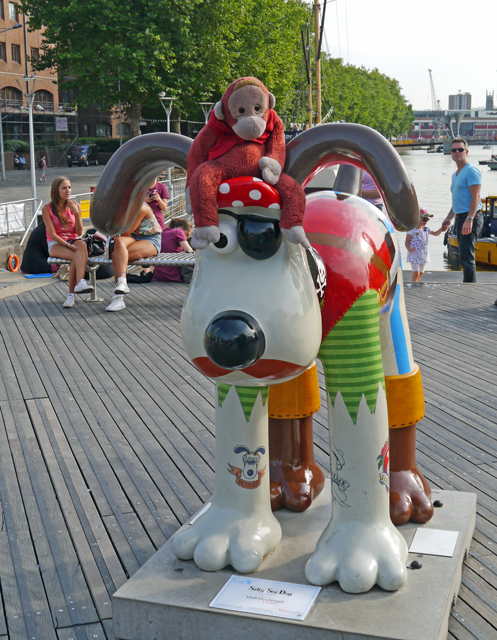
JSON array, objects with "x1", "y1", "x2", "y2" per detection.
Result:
[
  {"x1": 106, "y1": 295, "x2": 126, "y2": 312},
  {"x1": 114, "y1": 278, "x2": 129, "y2": 295},
  {"x1": 63, "y1": 294, "x2": 75, "y2": 308},
  {"x1": 74, "y1": 279, "x2": 94, "y2": 294}
]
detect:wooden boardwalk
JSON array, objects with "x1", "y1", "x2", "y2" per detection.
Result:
[{"x1": 0, "y1": 277, "x2": 496, "y2": 640}]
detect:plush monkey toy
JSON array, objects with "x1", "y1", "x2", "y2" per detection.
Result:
[{"x1": 186, "y1": 77, "x2": 309, "y2": 249}]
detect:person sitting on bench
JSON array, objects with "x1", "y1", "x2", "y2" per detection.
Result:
[
  {"x1": 106, "y1": 202, "x2": 162, "y2": 312},
  {"x1": 42, "y1": 176, "x2": 94, "y2": 308}
]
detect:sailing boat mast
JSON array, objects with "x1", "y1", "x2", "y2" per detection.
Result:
[{"x1": 314, "y1": 0, "x2": 322, "y2": 124}]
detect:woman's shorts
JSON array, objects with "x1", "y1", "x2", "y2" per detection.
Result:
[
  {"x1": 131, "y1": 232, "x2": 161, "y2": 255},
  {"x1": 410, "y1": 263, "x2": 426, "y2": 273},
  {"x1": 48, "y1": 238, "x2": 78, "y2": 255}
]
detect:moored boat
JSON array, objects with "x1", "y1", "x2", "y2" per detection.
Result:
[
  {"x1": 445, "y1": 195, "x2": 497, "y2": 266},
  {"x1": 478, "y1": 154, "x2": 497, "y2": 165}
]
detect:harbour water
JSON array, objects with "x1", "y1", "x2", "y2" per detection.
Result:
[{"x1": 397, "y1": 145, "x2": 497, "y2": 272}]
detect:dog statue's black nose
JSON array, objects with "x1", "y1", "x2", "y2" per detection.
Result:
[{"x1": 204, "y1": 311, "x2": 266, "y2": 370}]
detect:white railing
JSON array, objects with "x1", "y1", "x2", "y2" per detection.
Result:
[{"x1": 0, "y1": 198, "x2": 42, "y2": 241}]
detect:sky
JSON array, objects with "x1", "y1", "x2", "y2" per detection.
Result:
[{"x1": 322, "y1": 0, "x2": 497, "y2": 111}]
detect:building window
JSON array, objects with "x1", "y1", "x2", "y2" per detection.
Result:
[
  {"x1": 117, "y1": 122, "x2": 130, "y2": 137},
  {"x1": 0, "y1": 2, "x2": 4, "y2": 19},
  {"x1": 33, "y1": 89, "x2": 53, "y2": 112},
  {"x1": 0, "y1": 43, "x2": 6, "y2": 63},
  {"x1": 31, "y1": 48, "x2": 39, "y2": 62},
  {"x1": 96, "y1": 122, "x2": 111, "y2": 137},
  {"x1": 1, "y1": 86, "x2": 23, "y2": 109},
  {"x1": 9, "y1": 2, "x2": 18, "y2": 20},
  {"x1": 11, "y1": 44, "x2": 21, "y2": 64},
  {"x1": 82, "y1": 123, "x2": 89, "y2": 136}
]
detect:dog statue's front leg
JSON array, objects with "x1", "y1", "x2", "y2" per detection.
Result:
[
  {"x1": 305, "y1": 291, "x2": 408, "y2": 593},
  {"x1": 171, "y1": 384, "x2": 281, "y2": 573}
]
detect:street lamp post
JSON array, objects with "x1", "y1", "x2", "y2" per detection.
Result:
[
  {"x1": 0, "y1": 23, "x2": 22, "y2": 180},
  {"x1": 158, "y1": 92, "x2": 176, "y2": 196},
  {"x1": 199, "y1": 102, "x2": 214, "y2": 125}
]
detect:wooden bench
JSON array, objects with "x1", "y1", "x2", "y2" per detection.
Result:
[{"x1": 48, "y1": 252, "x2": 197, "y2": 302}]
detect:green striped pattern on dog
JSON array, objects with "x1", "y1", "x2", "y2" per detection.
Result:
[
  {"x1": 217, "y1": 384, "x2": 269, "y2": 422},
  {"x1": 319, "y1": 289, "x2": 385, "y2": 422}
]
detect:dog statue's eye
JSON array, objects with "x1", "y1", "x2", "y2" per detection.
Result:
[
  {"x1": 237, "y1": 216, "x2": 281, "y2": 260},
  {"x1": 209, "y1": 219, "x2": 239, "y2": 255},
  {"x1": 239, "y1": 107, "x2": 245, "y2": 114}
]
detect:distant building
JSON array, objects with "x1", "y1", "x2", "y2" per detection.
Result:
[
  {"x1": 412, "y1": 108, "x2": 497, "y2": 141},
  {"x1": 486, "y1": 91, "x2": 494, "y2": 111},
  {"x1": 449, "y1": 93, "x2": 472, "y2": 110}
]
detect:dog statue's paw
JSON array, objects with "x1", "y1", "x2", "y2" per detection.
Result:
[
  {"x1": 390, "y1": 469, "x2": 434, "y2": 525},
  {"x1": 305, "y1": 520, "x2": 408, "y2": 593},
  {"x1": 282, "y1": 226, "x2": 311, "y2": 249},
  {"x1": 191, "y1": 226, "x2": 221, "y2": 249},
  {"x1": 171, "y1": 501, "x2": 282, "y2": 573}
]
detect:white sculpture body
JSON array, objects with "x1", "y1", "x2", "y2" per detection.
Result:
[{"x1": 172, "y1": 179, "x2": 409, "y2": 594}]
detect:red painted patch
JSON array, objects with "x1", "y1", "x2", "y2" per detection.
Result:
[{"x1": 193, "y1": 357, "x2": 308, "y2": 380}]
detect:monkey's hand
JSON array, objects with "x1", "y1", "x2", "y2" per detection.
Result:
[
  {"x1": 192, "y1": 226, "x2": 221, "y2": 250},
  {"x1": 259, "y1": 157, "x2": 282, "y2": 185},
  {"x1": 282, "y1": 226, "x2": 310, "y2": 249}
]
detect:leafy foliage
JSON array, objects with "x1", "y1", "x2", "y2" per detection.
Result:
[
  {"x1": 20, "y1": 0, "x2": 413, "y2": 138},
  {"x1": 318, "y1": 56, "x2": 414, "y2": 138}
]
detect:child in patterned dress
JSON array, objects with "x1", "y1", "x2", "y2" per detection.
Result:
[{"x1": 405, "y1": 209, "x2": 444, "y2": 282}]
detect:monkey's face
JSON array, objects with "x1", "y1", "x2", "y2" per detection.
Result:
[{"x1": 228, "y1": 85, "x2": 268, "y2": 140}]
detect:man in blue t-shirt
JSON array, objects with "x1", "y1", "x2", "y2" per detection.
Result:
[{"x1": 442, "y1": 137, "x2": 482, "y2": 282}]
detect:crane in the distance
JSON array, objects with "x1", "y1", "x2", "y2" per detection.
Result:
[{"x1": 428, "y1": 69, "x2": 442, "y2": 137}]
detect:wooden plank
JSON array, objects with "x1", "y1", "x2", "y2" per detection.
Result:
[
  {"x1": 29, "y1": 287, "x2": 208, "y2": 527},
  {"x1": 27, "y1": 398, "x2": 128, "y2": 613},
  {"x1": 0, "y1": 403, "x2": 58, "y2": 640},
  {"x1": 453, "y1": 587, "x2": 497, "y2": 639},
  {"x1": 0, "y1": 301, "x2": 47, "y2": 400},
  {"x1": 36, "y1": 284, "x2": 215, "y2": 505},
  {"x1": 57, "y1": 622, "x2": 107, "y2": 640},
  {"x1": 3, "y1": 399, "x2": 98, "y2": 628}
]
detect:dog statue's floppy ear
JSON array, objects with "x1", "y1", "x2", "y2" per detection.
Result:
[{"x1": 214, "y1": 101, "x2": 224, "y2": 120}]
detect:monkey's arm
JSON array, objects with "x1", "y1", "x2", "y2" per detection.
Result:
[{"x1": 259, "y1": 116, "x2": 286, "y2": 185}]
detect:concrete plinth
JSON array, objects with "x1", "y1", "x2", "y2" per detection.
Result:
[{"x1": 113, "y1": 483, "x2": 476, "y2": 640}]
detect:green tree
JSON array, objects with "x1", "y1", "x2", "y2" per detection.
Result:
[
  {"x1": 21, "y1": 0, "x2": 310, "y2": 135},
  {"x1": 20, "y1": 0, "x2": 200, "y2": 135},
  {"x1": 318, "y1": 56, "x2": 414, "y2": 138}
]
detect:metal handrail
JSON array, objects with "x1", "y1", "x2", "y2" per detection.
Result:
[{"x1": 0, "y1": 197, "x2": 43, "y2": 244}]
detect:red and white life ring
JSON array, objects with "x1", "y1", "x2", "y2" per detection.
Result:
[{"x1": 7, "y1": 254, "x2": 20, "y2": 272}]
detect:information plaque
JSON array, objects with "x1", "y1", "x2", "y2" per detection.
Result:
[{"x1": 210, "y1": 576, "x2": 321, "y2": 621}]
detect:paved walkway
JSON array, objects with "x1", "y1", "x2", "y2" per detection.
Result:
[{"x1": 0, "y1": 166, "x2": 106, "y2": 205}]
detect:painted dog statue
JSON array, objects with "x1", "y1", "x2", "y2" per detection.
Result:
[{"x1": 90, "y1": 122, "x2": 431, "y2": 594}]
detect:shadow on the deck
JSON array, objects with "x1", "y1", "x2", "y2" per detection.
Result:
[{"x1": 0, "y1": 278, "x2": 496, "y2": 640}]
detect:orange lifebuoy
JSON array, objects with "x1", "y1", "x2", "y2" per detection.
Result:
[{"x1": 8, "y1": 254, "x2": 20, "y2": 272}]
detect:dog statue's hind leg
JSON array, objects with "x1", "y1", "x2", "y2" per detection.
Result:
[{"x1": 381, "y1": 268, "x2": 434, "y2": 525}]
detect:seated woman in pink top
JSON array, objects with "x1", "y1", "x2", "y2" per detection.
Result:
[
  {"x1": 42, "y1": 176, "x2": 93, "y2": 309},
  {"x1": 152, "y1": 218, "x2": 193, "y2": 283},
  {"x1": 145, "y1": 178, "x2": 169, "y2": 230}
]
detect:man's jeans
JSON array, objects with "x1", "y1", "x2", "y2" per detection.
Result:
[{"x1": 454, "y1": 212, "x2": 483, "y2": 282}]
